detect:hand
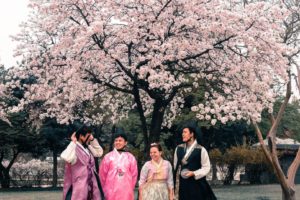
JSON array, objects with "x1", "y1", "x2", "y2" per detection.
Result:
[
  {"x1": 85, "y1": 134, "x2": 94, "y2": 144},
  {"x1": 89, "y1": 134, "x2": 94, "y2": 141},
  {"x1": 71, "y1": 132, "x2": 77, "y2": 143},
  {"x1": 185, "y1": 171, "x2": 195, "y2": 178}
]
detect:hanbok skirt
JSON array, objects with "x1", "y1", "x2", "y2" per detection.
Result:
[{"x1": 141, "y1": 180, "x2": 169, "y2": 200}]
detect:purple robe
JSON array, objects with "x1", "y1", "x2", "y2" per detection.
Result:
[
  {"x1": 63, "y1": 145, "x2": 101, "y2": 200},
  {"x1": 99, "y1": 149, "x2": 138, "y2": 200}
]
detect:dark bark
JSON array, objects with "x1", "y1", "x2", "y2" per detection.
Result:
[
  {"x1": 149, "y1": 100, "x2": 166, "y2": 143},
  {"x1": 0, "y1": 150, "x2": 19, "y2": 188},
  {"x1": 223, "y1": 164, "x2": 236, "y2": 185},
  {"x1": 212, "y1": 162, "x2": 217, "y2": 181},
  {"x1": 133, "y1": 85, "x2": 149, "y2": 151},
  {"x1": 1, "y1": 169, "x2": 10, "y2": 188},
  {"x1": 52, "y1": 148, "x2": 58, "y2": 188}
]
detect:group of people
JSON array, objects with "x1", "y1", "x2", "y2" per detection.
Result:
[{"x1": 61, "y1": 125, "x2": 217, "y2": 200}]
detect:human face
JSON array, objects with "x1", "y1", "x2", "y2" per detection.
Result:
[
  {"x1": 79, "y1": 132, "x2": 92, "y2": 144},
  {"x1": 182, "y1": 128, "x2": 194, "y2": 143},
  {"x1": 114, "y1": 136, "x2": 127, "y2": 150},
  {"x1": 150, "y1": 147, "x2": 162, "y2": 162}
]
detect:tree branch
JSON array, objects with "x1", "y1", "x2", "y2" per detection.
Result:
[
  {"x1": 253, "y1": 122, "x2": 290, "y2": 192},
  {"x1": 155, "y1": 0, "x2": 173, "y2": 20},
  {"x1": 252, "y1": 122, "x2": 272, "y2": 164},
  {"x1": 287, "y1": 147, "x2": 300, "y2": 187},
  {"x1": 84, "y1": 69, "x2": 133, "y2": 94}
]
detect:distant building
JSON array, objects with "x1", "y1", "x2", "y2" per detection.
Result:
[{"x1": 249, "y1": 137, "x2": 300, "y2": 184}]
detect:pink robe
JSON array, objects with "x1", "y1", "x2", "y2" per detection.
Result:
[
  {"x1": 63, "y1": 145, "x2": 101, "y2": 200},
  {"x1": 99, "y1": 149, "x2": 138, "y2": 200}
]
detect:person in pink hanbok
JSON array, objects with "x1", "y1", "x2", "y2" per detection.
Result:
[
  {"x1": 138, "y1": 143, "x2": 174, "y2": 200},
  {"x1": 61, "y1": 126, "x2": 103, "y2": 200},
  {"x1": 99, "y1": 133, "x2": 138, "y2": 200}
]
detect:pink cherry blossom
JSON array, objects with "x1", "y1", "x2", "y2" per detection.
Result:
[{"x1": 3, "y1": 0, "x2": 293, "y2": 131}]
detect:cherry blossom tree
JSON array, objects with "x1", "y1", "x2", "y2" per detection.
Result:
[{"x1": 9, "y1": 0, "x2": 291, "y2": 150}]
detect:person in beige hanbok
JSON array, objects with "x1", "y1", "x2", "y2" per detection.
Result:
[{"x1": 139, "y1": 143, "x2": 174, "y2": 200}]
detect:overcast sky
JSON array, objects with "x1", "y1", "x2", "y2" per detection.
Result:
[{"x1": 0, "y1": 0, "x2": 29, "y2": 68}]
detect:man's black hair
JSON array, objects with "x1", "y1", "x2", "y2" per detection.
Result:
[
  {"x1": 182, "y1": 126, "x2": 196, "y2": 136},
  {"x1": 114, "y1": 133, "x2": 128, "y2": 141}
]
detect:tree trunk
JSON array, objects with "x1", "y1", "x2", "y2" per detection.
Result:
[
  {"x1": 52, "y1": 149, "x2": 58, "y2": 188},
  {"x1": 0, "y1": 150, "x2": 19, "y2": 188},
  {"x1": 149, "y1": 100, "x2": 166, "y2": 143},
  {"x1": 212, "y1": 162, "x2": 218, "y2": 182},
  {"x1": 133, "y1": 85, "x2": 149, "y2": 151},
  {"x1": 223, "y1": 164, "x2": 235, "y2": 185},
  {"x1": 0, "y1": 167, "x2": 4, "y2": 188},
  {"x1": 282, "y1": 186, "x2": 296, "y2": 200},
  {"x1": 1, "y1": 169, "x2": 10, "y2": 188}
]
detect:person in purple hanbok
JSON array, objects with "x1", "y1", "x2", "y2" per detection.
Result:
[
  {"x1": 61, "y1": 126, "x2": 103, "y2": 200},
  {"x1": 99, "y1": 133, "x2": 138, "y2": 200}
]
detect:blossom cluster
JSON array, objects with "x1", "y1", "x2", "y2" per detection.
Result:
[{"x1": 5, "y1": 0, "x2": 292, "y2": 127}]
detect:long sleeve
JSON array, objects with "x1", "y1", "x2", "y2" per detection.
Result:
[
  {"x1": 99, "y1": 155, "x2": 108, "y2": 193},
  {"x1": 167, "y1": 161, "x2": 174, "y2": 189},
  {"x1": 173, "y1": 147, "x2": 178, "y2": 168},
  {"x1": 88, "y1": 139, "x2": 103, "y2": 157},
  {"x1": 130, "y1": 155, "x2": 138, "y2": 189},
  {"x1": 193, "y1": 147, "x2": 211, "y2": 180},
  {"x1": 61, "y1": 142, "x2": 77, "y2": 165},
  {"x1": 138, "y1": 162, "x2": 149, "y2": 187}
]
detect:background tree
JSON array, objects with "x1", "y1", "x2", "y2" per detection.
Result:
[
  {"x1": 209, "y1": 146, "x2": 267, "y2": 185},
  {"x1": 39, "y1": 118, "x2": 69, "y2": 188},
  {"x1": 0, "y1": 112, "x2": 41, "y2": 188}
]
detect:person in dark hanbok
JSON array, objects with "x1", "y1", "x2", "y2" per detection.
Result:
[{"x1": 174, "y1": 126, "x2": 217, "y2": 200}]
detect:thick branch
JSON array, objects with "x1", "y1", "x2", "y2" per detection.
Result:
[
  {"x1": 268, "y1": 136, "x2": 289, "y2": 191},
  {"x1": 7, "y1": 150, "x2": 19, "y2": 170},
  {"x1": 252, "y1": 122, "x2": 273, "y2": 164},
  {"x1": 253, "y1": 123, "x2": 290, "y2": 192},
  {"x1": 155, "y1": 0, "x2": 173, "y2": 20},
  {"x1": 127, "y1": 42, "x2": 133, "y2": 66},
  {"x1": 74, "y1": 4, "x2": 90, "y2": 26},
  {"x1": 69, "y1": 16, "x2": 81, "y2": 25},
  {"x1": 166, "y1": 83, "x2": 193, "y2": 104},
  {"x1": 287, "y1": 147, "x2": 300, "y2": 186},
  {"x1": 84, "y1": 69, "x2": 133, "y2": 94},
  {"x1": 115, "y1": 59, "x2": 134, "y2": 80}
]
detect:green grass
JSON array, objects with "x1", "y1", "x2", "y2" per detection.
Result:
[{"x1": 0, "y1": 184, "x2": 299, "y2": 200}]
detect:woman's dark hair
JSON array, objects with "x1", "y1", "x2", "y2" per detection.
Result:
[
  {"x1": 75, "y1": 125, "x2": 92, "y2": 140},
  {"x1": 149, "y1": 142, "x2": 162, "y2": 152},
  {"x1": 114, "y1": 133, "x2": 128, "y2": 141}
]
